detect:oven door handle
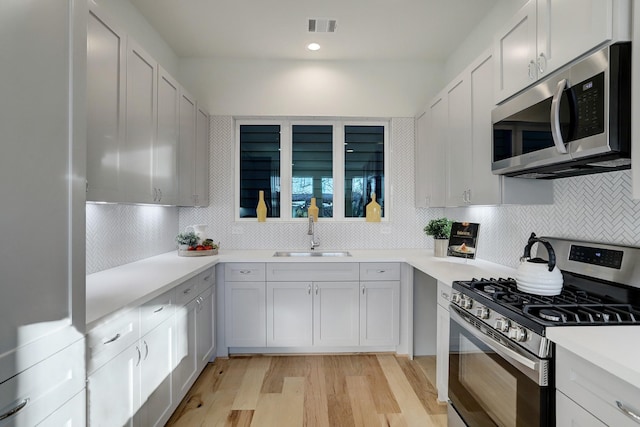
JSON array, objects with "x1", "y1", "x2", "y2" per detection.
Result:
[{"x1": 450, "y1": 306, "x2": 546, "y2": 385}]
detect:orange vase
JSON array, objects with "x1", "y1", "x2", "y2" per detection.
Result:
[
  {"x1": 308, "y1": 197, "x2": 319, "y2": 221},
  {"x1": 257, "y1": 190, "x2": 267, "y2": 222},
  {"x1": 366, "y1": 193, "x2": 381, "y2": 222}
]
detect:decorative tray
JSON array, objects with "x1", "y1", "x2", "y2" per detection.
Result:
[{"x1": 178, "y1": 248, "x2": 218, "y2": 257}]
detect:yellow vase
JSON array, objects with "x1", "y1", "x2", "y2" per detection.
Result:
[
  {"x1": 366, "y1": 193, "x2": 381, "y2": 222},
  {"x1": 308, "y1": 197, "x2": 319, "y2": 221},
  {"x1": 257, "y1": 190, "x2": 267, "y2": 222}
]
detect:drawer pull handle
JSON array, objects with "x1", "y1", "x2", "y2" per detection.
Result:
[
  {"x1": 617, "y1": 401, "x2": 640, "y2": 423},
  {"x1": 154, "y1": 306, "x2": 164, "y2": 313},
  {"x1": 204, "y1": 275, "x2": 211, "y2": 281},
  {"x1": 0, "y1": 399, "x2": 29, "y2": 421},
  {"x1": 104, "y1": 333, "x2": 121, "y2": 344},
  {"x1": 240, "y1": 270, "x2": 251, "y2": 274},
  {"x1": 183, "y1": 288, "x2": 192, "y2": 295},
  {"x1": 377, "y1": 270, "x2": 386, "y2": 273},
  {"x1": 441, "y1": 292, "x2": 449, "y2": 300}
]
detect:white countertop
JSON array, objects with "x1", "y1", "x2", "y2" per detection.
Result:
[
  {"x1": 546, "y1": 326, "x2": 640, "y2": 389},
  {"x1": 86, "y1": 248, "x2": 515, "y2": 327}
]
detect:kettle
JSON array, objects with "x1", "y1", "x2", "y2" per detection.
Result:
[{"x1": 515, "y1": 233, "x2": 563, "y2": 296}]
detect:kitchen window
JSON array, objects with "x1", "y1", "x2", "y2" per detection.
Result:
[{"x1": 236, "y1": 119, "x2": 388, "y2": 221}]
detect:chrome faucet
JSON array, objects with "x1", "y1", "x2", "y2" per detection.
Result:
[{"x1": 308, "y1": 216, "x2": 320, "y2": 250}]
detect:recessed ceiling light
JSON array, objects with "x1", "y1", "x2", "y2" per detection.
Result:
[{"x1": 307, "y1": 42, "x2": 321, "y2": 51}]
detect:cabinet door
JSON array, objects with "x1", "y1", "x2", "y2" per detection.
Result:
[
  {"x1": 494, "y1": 0, "x2": 537, "y2": 102},
  {"x1": 196, "y1": 286, "x2": 215, "y2": 369},
  {"x1": 88, "y1": 344, "x2": 141, "y2": 427},
  {"x1": 195, "y1": 105, "x2": 210, "y2": 206},
  {"x1": 155, "y1": 67, "x2": 179, "y2": 205},
  {"x1": 225, "y1": 282, "x2": 266, "y2": 347},
  {"x1": 86, "y1": 9, "x2": 125, "y2": 202},
  {"x1": 140, "y1": 317, "x2": 174, "y2": 427},
  {"x1": 414, "y1": 109, "x2": 430, "y2": 208},
  {"x1": 426, "y1": 96, "x2": 447, "y2": 207},
  {"x1": 445, "y1": 77, "x2": 472, "y2": 207},
  {"x1": 123, "y1": 39, "x2": 157, "y2": 204},
  {"x1": 178, "y1": 90, "x2": 197, "y2": 206},
  {"x1": 360, "y1": 281, "x2": 399, "y2": 346},
  {"x1": 0, "y1": 0, "x2": 82, "y2": 380},
  {"x1": 436, "y1": 303, "x2": 450, "y2": 403},
  {"x1": 173, "y1": 298, "x2": 197, "y2": 400},
  {"x1": 469, "y1": 52, "x2": 501, "y2": 205},
  {"x1": 266, "y1": 282, "x2": 313, "y2": 347},
  {"x1": 538, "y1": 0, "x2": 614, "y2": 78},
  {"x1": 313, "y1": 282, "x2": 359, "y2": 347},
  {"x1": 38, "y1": 391, "x2": 85, "y2": 427}
]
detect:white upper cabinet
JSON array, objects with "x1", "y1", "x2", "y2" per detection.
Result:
[
  {"x1": 495, "y1": 0, "x2": 630, "y2": 103},
  {"x1": 445, "y1": 77, "x2": 472, "y2": 207},
  {"x1": 122, "y1": 39, "x2": 157, "y2": 204},
  {"x1": 87, "y1": 9, "x2": 125, "y2": 203},
  {"x1": 155, "y1": 67, "x2": 180, "y2": 205},
  {"x1": 195, "y1": 105, "x2": 211, "y2": 207},
  {"x1": 414, "y1": 94, "x2": 447, "y2": 208},
  {"x1": 178, "y1": 90, "x2": 197, "y2": 206}
]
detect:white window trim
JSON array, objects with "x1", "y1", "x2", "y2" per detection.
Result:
[{"x1": 235, "y1": 117, "x2": 390, "y2": 222}]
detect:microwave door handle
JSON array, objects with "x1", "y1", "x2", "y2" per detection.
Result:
[{"x1": 550, "y1": 79, "x2": 569, "y2": 154}]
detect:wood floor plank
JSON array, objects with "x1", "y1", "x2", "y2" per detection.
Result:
[
  {"x1": 347, "y1": 376, "x2": 383, "y2": 427},
  {"x1": 377, "y1": 355, "x2": 438, "y2": 427},
  {"x1": 251, "y1": 377, "x2": 305, "y2": 427},
  {"x1": 261, "y1": 355, "x2": 309, "y2": 393},
  {"x1": 304, "y1": 356, "x2": 331, "y2": 427},
  {"x1": 396, "y1": 357, "x2": 446, "y2": 415},
  {"x1": 232, "y1": 356, "x2": 272, "y2": 410},
  {"x1": 361, "y1": 355, "x2": 401, "y2": 414},
  {"x1": 379, "y1": 413, "x2": 408, "y2": 427},
  {"x1": 227, "y1": 409, "x2": 254, "y2": 427}
]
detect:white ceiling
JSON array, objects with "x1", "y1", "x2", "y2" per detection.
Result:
[{"x1": 129, "y1": 0, "x2": 499, "y2": 61}]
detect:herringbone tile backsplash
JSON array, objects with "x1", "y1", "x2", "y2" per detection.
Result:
[{"x1": 87, "y1": 115, "x2": 640, "y2": 274}]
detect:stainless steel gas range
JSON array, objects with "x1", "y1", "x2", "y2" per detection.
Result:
[{"x1": 446, "y1": 237, "x2": 640, "y2": 427}]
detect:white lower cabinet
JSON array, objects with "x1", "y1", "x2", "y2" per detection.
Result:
[
  {"x1": 266, "y1": 282, "x2": 314, "y2": 347},
  {"x1": 313, "y1": 281, "x2": 361, "y2": 347},
  {"x1": 37, "y1": 391, "x2": 86, "y2": 427},
  {"x1": 88, "y1": 269, "x2": 216, "y2": 427},
  {"x1": 435, "y1": 281, "x2": 452, "y2": 403},
  {"x1": 227, "y1": 262, "x2": 401, "y2": 351},
  {"x1": 555, "y1": 345, "x2": 640, "y2": 426}
]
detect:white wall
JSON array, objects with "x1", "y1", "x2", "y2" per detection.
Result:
[{"x1": 178, "y1": 58, "x2": 444, "y2": 117}]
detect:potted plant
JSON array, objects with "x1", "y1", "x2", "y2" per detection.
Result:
[
  {"x1": 175, "y1": 231, "x2": 198, "y2": 250},
  {"x1": 424, "y1": 217, "x2": 453, "y2": 257}
]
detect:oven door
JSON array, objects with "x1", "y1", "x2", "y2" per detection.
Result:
[{"x1": 448, "y1": 305, "x2": 553, "y2": 427}]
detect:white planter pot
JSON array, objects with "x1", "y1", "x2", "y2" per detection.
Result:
[{"x1": 434, "y1": 239, "x2": 448, "y2": 257}]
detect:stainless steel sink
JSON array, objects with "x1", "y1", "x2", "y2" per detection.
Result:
[{"x1": 273, "y1": 250, "x2": 351, "y2": 257}]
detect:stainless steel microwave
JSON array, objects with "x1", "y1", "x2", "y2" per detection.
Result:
[{"x1": 492, "y1": 43, "x2": 631, "y2": 179}]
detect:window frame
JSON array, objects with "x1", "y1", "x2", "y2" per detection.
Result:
[{"x1": 235, "y1": 117, "x2": 390, "y2": 222}]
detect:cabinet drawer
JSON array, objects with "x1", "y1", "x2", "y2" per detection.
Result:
[
  {"x1": 267, "y1": 262, "x2": 359, "y2": 281},
  {"x1": 437, "y1": 281, "x2": 452, "y2": 308},
  {"x1": 556, "y1": 390, "x2": 606, "y2": 427},
  {"x1": 360, "y1": 263, "x2": 400, "y2": 281},
  {"x1": 87, "y1": 309, "x2": 140, "y2": 373},
  {"x1": 140, "y1": 289, "x2": 174, "y2": 336},
  {"x1": 175, "y1": 275, "x2": 201, "y2": 306},
  {"x1": 556, "y1": 346, "x2": 640, "y2": 427},
  {"x1": 225, "y1": 263, "x2": 266, "y2": 281},
  {"x1": 0, "y1": 339, "x2": 84, "y2": 427}
]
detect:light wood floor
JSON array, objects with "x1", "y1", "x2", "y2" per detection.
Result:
[{"x1": 166, "y1": 354, "x2": 446, "y2": 427}]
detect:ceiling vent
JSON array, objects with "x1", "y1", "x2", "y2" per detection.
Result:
[{"x1": 308, "y1": 19, "x2": 337, "y2": 33}]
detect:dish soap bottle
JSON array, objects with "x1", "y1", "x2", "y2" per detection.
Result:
[
  {"x1": 308, "y1": 197, "x2": 319, "y2": 221},
  {"x1": 366, "y1": 192, "x2": 381, "y2": 222},
  {"x1": 257, "y1": 190, "x2": 267, "y2": 222}
]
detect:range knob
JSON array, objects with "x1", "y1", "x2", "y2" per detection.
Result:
[
  {"x1": 461, "y1": 296, "x2": 474, "y2": 310},
  {"x1": 509, "y1": 326, "x2": 527, "y2": 342},
  {"x1": 475, "y1": 306, "x2": 490, "y2": 319},
  {"x1": 494, "y1": 317, "x2": 510, "y2": 332},
  {"x1": 451, "y1": 293, "x2": 462, "y2": 305}
]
